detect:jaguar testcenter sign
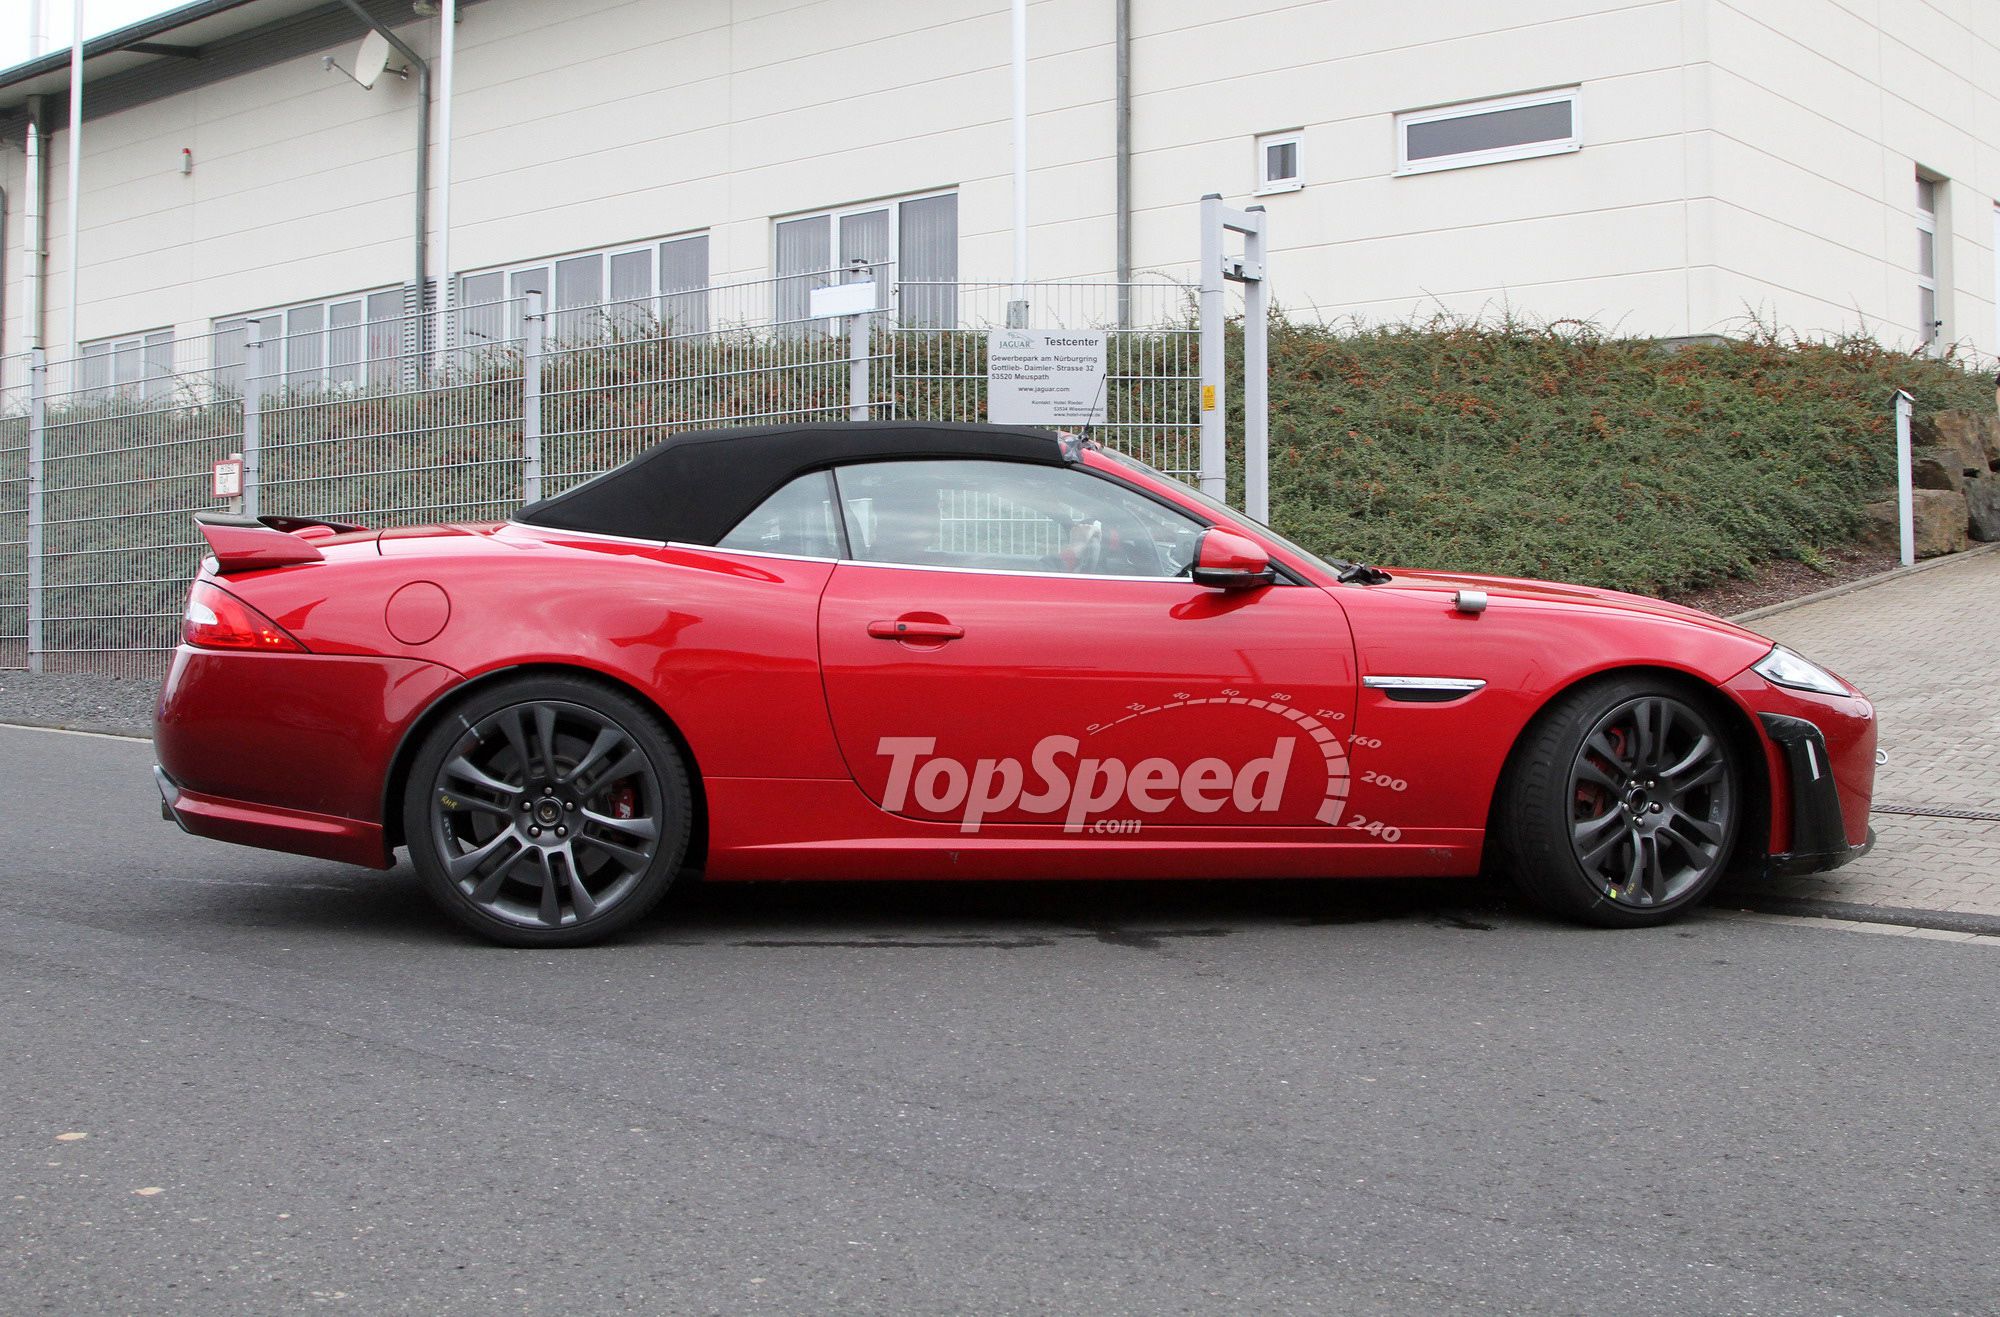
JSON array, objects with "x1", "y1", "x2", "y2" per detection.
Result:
[{"x1": 986, "y1": 330, "x2": 1108, "y2": 426}]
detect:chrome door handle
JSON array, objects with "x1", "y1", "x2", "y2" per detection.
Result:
[{"x1": 867, "y1": 619, "x2": 964, "y2": 641}]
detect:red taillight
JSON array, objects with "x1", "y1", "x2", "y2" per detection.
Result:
[{"x1": 183, "y1": 580, "x2": 306, "y2": 652}]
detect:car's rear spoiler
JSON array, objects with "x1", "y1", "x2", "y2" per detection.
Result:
[{"x1": 193, "y1": 512, "x2": 365, "y2": 574}]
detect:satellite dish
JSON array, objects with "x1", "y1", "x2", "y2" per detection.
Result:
[{"x1": 353, "y1": 31, "x2": 391, "y2": 89}]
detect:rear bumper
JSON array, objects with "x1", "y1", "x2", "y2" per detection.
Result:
[
  {"x1": 153, "y1": 762, "x2": 395, "y2": 869},
  {"x1": 153, "y1": 645, "x2": 460, "y2": 868},
  {"x1": 1758, "y1": 712, "x2": 1875, "y2": 877}
]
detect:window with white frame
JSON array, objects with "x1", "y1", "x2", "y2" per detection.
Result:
[
  {"x1": 1917, "y1": 174, "x2": 1943, "y2": 352},
  {"x1": 1396, "y1": 88, "x2": 1580, "y2": 176},
  {"x1": 78, "y1": 329, "x2": 174, "y2": 400},
  {"x1": 458, "y1": 233, "x2": 710, "y2": 348},
  {"x1": 215, "y1": 288, "x2": 404, "y2": 395},
  {"x1": 1256, "y1": 131, "x2": 1303, "y2": 194},
  {"x1": 774, "y1": 191, "x2": 958, "y2": 330}
]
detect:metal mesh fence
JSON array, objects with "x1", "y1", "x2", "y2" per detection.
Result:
[
  {"x1": 538, "y1": 266, "x2": 889, "y2": 499},
  {"x1": 0, "y1": 273, "x2": 1200, "y2": 675},
  {"x1": 34, "y1": 335, "x2": 244, "y2": 674},
  {"x1": 258, "y1": 305, "x2": 527, "y2": 525},
  {"x1": 890, "y1": 276, "x2": 1201, "y2": 478}
]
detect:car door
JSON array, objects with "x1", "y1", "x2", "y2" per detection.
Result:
[{"x1": 814, "y1": 458, "x2": 1360, "y2": 834}]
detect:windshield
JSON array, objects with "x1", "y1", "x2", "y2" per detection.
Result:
[{"x1": 1097, "y1": 447, "x2": 1348, "y2": 579}]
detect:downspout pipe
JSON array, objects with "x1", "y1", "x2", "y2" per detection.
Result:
[
  {"x1": 23, "y1": 97, "x2": 48, "y2": 352},
  {"x1": 1114, "y1": 0, "x2": 1131, "y2": 328},
  {"x1": 65, "y1": 0, "x2": 82, "y2": 357},
  {"x1": 334, "y1": 0, "x2": 429, "y2": 332},
  {"x1": 435, "y1": 0, "x2": 456, "y2": 369},
  {"x1": 1010, "y1": 0, "x2": 1028, "y2": 298}
]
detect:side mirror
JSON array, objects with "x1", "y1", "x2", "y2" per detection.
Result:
[{"x1": 1189, "y1": 528, "x2": 1277, "y2": 591}]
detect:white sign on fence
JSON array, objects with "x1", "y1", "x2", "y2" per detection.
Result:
[
  {"x1": 986, "y1": 330, "x2": 1108, "y2": 426},
  {"x1": 810, "y1": 280, "x2": 877, "y2": 319},
  {"x1": 211, "y1": 457, "x2": 244, "y2": 500}
]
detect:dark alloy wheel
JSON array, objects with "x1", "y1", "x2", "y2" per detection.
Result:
[
  {"x1": 404, "y1": 676, "x2": 692, "y2": 947},
  {"x1": 1499, "y1": 678, "x2": 1742, "y2": 927}
]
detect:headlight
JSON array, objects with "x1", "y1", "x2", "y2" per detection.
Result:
[{"x1": 1751, "y1": 645, "x2": 1848, "y2": 696}]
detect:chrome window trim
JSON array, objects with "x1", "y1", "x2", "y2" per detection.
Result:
[
  {"x1": 519, "y1": 528, "x2": 1201, "y2": 581},
  {"x1": 829, "y1": 557, "x2": 1205, "y2": 585},
  {"x1": 670, "y1": 540, "x2": 837, "y2": 564}
]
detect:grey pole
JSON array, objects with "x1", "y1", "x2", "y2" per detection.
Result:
[
  {"x1": 26, "y1": 348, "x2": 45, "y2": 673},
  {"x1": 1114, "y1": 0, "x2": 1131, "y2": 330},
  {"x1": 848, "y1": 307, "x2": 873, "y2": 421},
  {"x1": 521, "y1": 290, "x2": 544, "y2": 503},
  {"x1": 1242, "y1": 204, "x2": 1269, "y2": 523},
  {"x1": 1893, "y1": 389, "x2": 1915, "y2": 567},
  {"x1": 1197, "y1": 193, "x2": 1225, "y2": 503}
]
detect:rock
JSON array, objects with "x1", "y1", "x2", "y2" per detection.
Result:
[
  {"x1": 1864, "y1": 488, "x2": 1970, "y2": 558},
  {"x1": 1911, "y1": 411, "x2": 1997, "y2": 492},
  {"x1": 1911, "y1": 454, "x2": 1966, "y2": 491},
  {"x1": 1968, "y1": 481, "x2": 2000, "y2": 542}
]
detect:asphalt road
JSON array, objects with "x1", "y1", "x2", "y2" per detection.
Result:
[{"x1": 3, "y1": 724, "x2": 1996, "y2": 1315}]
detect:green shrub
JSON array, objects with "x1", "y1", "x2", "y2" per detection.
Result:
[{"x1": 1253, "y1": 316, "x2": 1989, "y2": 597}]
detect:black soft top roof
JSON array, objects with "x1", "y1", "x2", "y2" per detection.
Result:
[{"x1": 514, "y1": 420, "x2": 1072, "y2": 545}]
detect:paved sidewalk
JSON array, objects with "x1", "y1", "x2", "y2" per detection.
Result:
[{"x1": 1719, "y1": 547, "x2": 2000, "y2": 921}]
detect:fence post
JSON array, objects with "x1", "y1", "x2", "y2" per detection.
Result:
[
  {"x1": 1197, "y1": 193, "x2": 1226, "y2": 503},
  {"x1": 26, "y1": 348, "x2": 45, "y2": 674},
  {"x1": 1893, "y1": 389, "x2": 1915, "y2": 568},
  {"x1": 1240, "y1": 204, "x2": 1269, "y2": 524},
  {"x1": 848, "y1": 309, "x2": 872, "y2": 421},
  {"x1": 242, "y1": 326, "x2": 264, "y2": 520},
  {"x1": 522, "y1": 290, "x2": 545, "y2": 503}
]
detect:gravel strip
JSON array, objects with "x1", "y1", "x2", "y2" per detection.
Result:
[{"x1": 0, "y1": 672, "x2": 158, "y2": 739}]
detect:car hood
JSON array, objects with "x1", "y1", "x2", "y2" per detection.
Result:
[{"x1": 1377, "y1": 567, "x2": 1773, "y2": 645}]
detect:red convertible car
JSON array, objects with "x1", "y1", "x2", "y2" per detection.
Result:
[{"x1": 155, "y1": 422, "x2": 1876, "y2": 946}]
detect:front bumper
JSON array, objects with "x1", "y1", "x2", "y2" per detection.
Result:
[{"x1": 1758, "y1": 712, "x2": 1875, "y2": 877}]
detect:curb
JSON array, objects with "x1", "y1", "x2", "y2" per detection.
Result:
[
  {"x1": 1730, "y1": 540, "x2": 2000, "y2": 624},
  {"x1": 1716, "y1": 893, "x2": 2000, "y2": 938},
  {"x1": 0, "y1": 718, "x2": 152, "y2": 742}
]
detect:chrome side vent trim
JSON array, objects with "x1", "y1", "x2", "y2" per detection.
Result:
[{"x1": 1363, "y1": 676, "x2": 1488, "y2": 704}]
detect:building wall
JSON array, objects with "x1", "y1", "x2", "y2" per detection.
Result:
[
  {"x1": 1128, "y1": 0, "x2": 1701, "y2": 335},
  {"x1": 1, "y1": 0, "x2": 1995, "y2": 363},
  {"x1": 1696, "y1": 0, "x2": 2000, "y2": 351}
]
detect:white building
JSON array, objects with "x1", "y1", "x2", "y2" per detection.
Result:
[{"x1": 2, "y1": 0, "x2": 1997, "y2": 377}]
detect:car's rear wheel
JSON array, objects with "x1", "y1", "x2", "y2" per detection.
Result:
[
  {"x1": 403, "y1": 675, "x2": 693, "y2": 947},
  {"x1": 1498, "y1": 676, "x2": 1740, "y2": 927}
]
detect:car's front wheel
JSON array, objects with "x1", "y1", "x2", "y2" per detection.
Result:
[
  {"x1": 1498, "y1": 677, "x2": 1741, "y2": 927},
  {"x1": 403, "y1": 675, "x2": 693, "y2": 947}
]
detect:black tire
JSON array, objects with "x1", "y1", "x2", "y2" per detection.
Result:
[
  {"x1": 402, "y1": 674, "x2": 694, "y2": 947},
  {"x1": 1496, "y1": 675, "x2": 1741, "y2": 928}
]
